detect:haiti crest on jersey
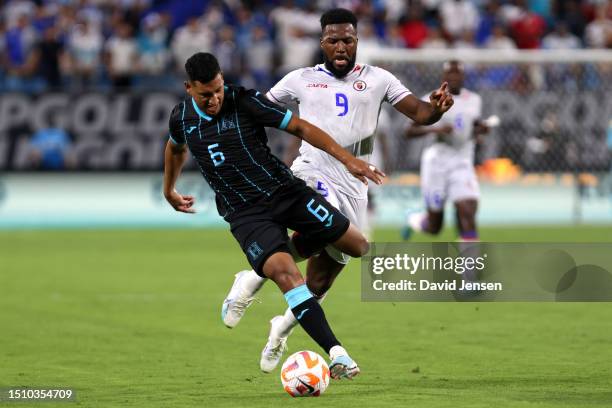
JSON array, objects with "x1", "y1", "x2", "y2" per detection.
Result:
[{"x1": 353, "y1": 80, "x2": 367, "y2": 91}]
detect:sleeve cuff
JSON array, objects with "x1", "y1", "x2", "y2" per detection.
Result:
[
  {"x1": 279, "y1": 110, "x2": 293, "y2": 130},
  {"x1": 168, "y1": 134, "x2": 184, "y2": 145},
  {"x1": 390, "y1": 91, "x2": 412, "y2": 106}
]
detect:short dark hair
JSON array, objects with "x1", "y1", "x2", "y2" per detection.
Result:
[
  {"x1": 443, "y1": 60, "x2": 464, "y2": 72},
  {"x1": 185, "y1": 52, "x2": 221, "y2": 84},
  {"x1": 320, "y1": 8, "x2": 357, "y2": 30}
]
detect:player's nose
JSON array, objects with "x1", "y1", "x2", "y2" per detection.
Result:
[{"x1": 335, "y1": 41, "x2": 347, "y2": 52}]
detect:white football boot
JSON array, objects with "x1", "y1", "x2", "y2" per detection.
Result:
[
  {"x1": 221, "y1": 270, "x2": 264, "y2": 328},
  {"x1": 260, "y1": 316, "x2": 289, "y2": 372},
  {"x1": 329, "y1": 345, "x2": 360, "y2": 380}
]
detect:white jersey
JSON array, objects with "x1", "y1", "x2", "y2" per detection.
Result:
[
  {"x1": 424, "y1": 88, "x2": 482, "y2": 161},
  {"x1": 267, "y1": 63, "x2": 411, "y2": 198}
]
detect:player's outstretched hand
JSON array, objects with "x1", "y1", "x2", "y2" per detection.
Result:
[
  {"x1": 165, "y1": 190, "x2": 196, "y2": 213},
  {"x1": 429, "y1": 82, "x2": 454, "y2": 113},
  {"x1": 345, "y1": 157, "x2": 385, "y2": 186}
]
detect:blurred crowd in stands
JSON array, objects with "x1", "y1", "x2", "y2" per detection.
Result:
[{"x1": 0, "y1": 0, "x2": 611, "y2": 92}]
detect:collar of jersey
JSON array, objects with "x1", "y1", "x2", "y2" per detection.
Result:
[
  {"x1": 315, "y1": 63, "x2": 361, "y2": 79},
  {"x1": 191, "y1": 98, "x2": 213, "y2": 121},
  {"x1": 315, "y1": 64, "x2": 335, "y2": 78}
]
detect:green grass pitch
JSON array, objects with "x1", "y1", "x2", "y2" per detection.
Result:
[{"x1": 1, "y1": 226, "x2": 612, "y2": 407}]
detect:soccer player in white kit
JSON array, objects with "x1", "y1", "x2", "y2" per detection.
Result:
[
  {"x1": 221, "y1": 8, "x2": 454, "y2": 376},
  {"x1": 403, "y1": 61, "x2": 490, "y2": 242}
]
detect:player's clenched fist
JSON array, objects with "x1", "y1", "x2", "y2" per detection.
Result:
[{"x1": 429, "y1": 82, "x2": 454, "y2": 113}]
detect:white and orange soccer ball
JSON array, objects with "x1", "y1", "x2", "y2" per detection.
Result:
[{"x1": 280, "y1": 350, "x2": 330, "y2": 397}]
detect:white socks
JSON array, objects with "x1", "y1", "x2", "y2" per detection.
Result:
[{"x1": 242, "y1": 270, "x2": 267, "y2": 296}]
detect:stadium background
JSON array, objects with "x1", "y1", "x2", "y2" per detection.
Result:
[
  {"x1": 1, "y1": 0, "x2": 612, "y2": 406},
  {"x1": 0, "y1": 0, "x2": 611, "y2": 227}
]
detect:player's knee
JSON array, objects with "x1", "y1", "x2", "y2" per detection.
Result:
[
  {"x1": 262, "y1": 257, "x2": 300, "y2": 284},
  {"x1": 359, "y1": 238, "x2": 370, "y2": 256},
  {"x1": 347, "y1": 235, "x2": 369, "y2": 258}
]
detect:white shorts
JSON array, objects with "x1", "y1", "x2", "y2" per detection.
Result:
[
  {"x1": 292, "y1": 160, "x2": 367, "y2": 265},
  {"x1": 420, "y1": 148, "x2": 480, "y2": 212}
]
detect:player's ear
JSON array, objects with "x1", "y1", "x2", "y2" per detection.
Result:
[{"x1": 184, "y1": 80, "x2": 191, "y2": 93}]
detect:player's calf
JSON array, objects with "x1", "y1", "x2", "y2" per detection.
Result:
[
  {"x1": 305, "y1": 252, "x2": 344, "y2": 297},
  {"x1": 455, "y1": 199, "x2": 478, "y2": 239},
  {"x1": 454, "y1": 200, "x2": 481, "y2": 290}
]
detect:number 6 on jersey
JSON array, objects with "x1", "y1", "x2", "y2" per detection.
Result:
[{"x1": 208, "y1": 143, "x2": 225, "y2": 167}]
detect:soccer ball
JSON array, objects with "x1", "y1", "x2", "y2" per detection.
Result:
[{"x1": 280, "y1": 350, "x2": 330, "y2": 397}]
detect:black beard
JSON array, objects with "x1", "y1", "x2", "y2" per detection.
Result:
[{"x1": 323, "y1": 55, "x2": 357, "y2": 78}]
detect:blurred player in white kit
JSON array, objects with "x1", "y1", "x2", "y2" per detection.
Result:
[{"x1": 402, "y1": 60, "x2": 496, "y2": 243}]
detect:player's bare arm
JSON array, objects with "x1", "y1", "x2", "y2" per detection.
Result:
[
  {"x1": 284, "y1": 115, "x2": 385, "y2": 185},
  {"x1": 405, "y1": 123, "x2": 454, "y2": 139},
  {"x1": 394, "y1": 82, "x2": 454, "y2": 125},
  {"x1": 474, "y1": 115, "x2": 500, "y2": 142},
  {"x1": 163, "y1": 141, "x2": 195, "y2": 213}
]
